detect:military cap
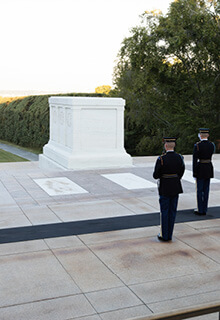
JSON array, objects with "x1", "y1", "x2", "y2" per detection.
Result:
[
  {"x1": 163, "y1": 137, "x2": 177, "y2": 143},
  {"x1": 199, "y1": 128, "x2": 209, "y2": 134}
]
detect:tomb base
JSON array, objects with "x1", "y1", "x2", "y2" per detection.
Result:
[{"x1": 39, "y1": 150, "x2": 132, "y2": 171}]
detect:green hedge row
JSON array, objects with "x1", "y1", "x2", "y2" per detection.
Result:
[{"x1": 0, "y1": 93, "x2": 104, "y2": 151}]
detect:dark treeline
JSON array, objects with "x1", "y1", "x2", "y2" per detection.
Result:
[
  {"x1": 112, "y1": 0, "x2": 220, "y2": 155},
  {"x1": 0, "y1": 93, "x2": 104, "y2": 151}
]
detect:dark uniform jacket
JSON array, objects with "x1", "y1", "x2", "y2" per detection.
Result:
[
  {"x1": 153, "y1": 151, "x2": 185, "y2": 197},
  {"x1": 193, "y1": 140, "x2": 215, "y2": 179}
]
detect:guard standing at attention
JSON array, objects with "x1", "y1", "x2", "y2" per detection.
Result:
[
  {"x1": 193, "y1": 128, "x2": 215, "y2": 215},
  {"x1": 153, "y1": 137, "x2": 185, "y2": 241}
]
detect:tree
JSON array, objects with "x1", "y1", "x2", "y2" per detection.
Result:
[
  {"x1": 95, "y1": 85, "x2": 111, "y2": 95},
  {"x1": 113, "y1": 0, "x2": 220, "y2": 155}
]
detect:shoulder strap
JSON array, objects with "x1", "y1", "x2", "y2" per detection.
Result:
[
  {"x1": 196, "y1": 141, "x2": 201, "y2": 151},
  {"x1": 160, "y1": 154, "x2": 164, "y2": 166}
]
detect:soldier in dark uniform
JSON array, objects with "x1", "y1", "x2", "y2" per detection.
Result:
[
  {"x1": 193, "y1": 128, "x2": 215, "y2": 215},
  {"x1": 153, "y1": 137, "x2": 185, "y2": 241}
]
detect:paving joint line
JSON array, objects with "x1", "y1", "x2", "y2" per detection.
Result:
[
  {"x1": 0, "y1": 292, "x2": 85, "y2": 310},
  {"x1": 81, "y1": 236, "x2": 130, "y2": 295},
  {"x1": 174, "y1": 236, "x2": 220, "y2": 265},
  {"x1": 46, "y1": 243, "x2": 83, "y2": 296}
]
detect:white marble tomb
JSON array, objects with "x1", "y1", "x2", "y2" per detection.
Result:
[{"x1": 39, "y1": 97, "x2": 132, "y2": 170}]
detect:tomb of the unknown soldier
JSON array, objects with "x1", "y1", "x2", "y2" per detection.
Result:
[{"x1": 39, "y1": 96, "x2": 132, "y2": 170}]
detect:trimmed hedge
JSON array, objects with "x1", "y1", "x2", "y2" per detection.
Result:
[{"x1": 0, "y1": 93, "x2": 104, "y2": 150}]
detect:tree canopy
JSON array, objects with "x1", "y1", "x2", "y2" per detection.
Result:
[
  {"x1": 113, "y1": 0, "x2": 220, "y2": 155},
  {"x1": 95, "y1": 85, "x2": 111, "y2": 95}
]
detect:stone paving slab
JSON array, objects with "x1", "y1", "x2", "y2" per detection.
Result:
[
  {"x1": 0, "y1": 210, "x2": 32, "y2": 229},
  {"x1": 0, "y1": 250, "x2": 81, "y2": 307},
  {"x1": 78, "y1": 226, "x2": 160, "y2": 245},
  {"x1": 130, "y1": 271, "x2": 220, "y2": 304},
  {"x1": 0, "y1": 225, "x2": 219, "y2": 319},
  {"x1": 85, "y1": 287, "x2": 143, "y2": 313},
  {"x1": 148, "y1": 290, "x2": 220, "y2": 314},
  {"x1": 1, "y1": 295, "x2": 96, "y2": 320},
  {"x1": 48, "y1": 199, "x2": 135, "y2": 222},
  {"x1": 0, "y1": 239, "x2": 48, "y2": 256},
  {"x1": 52, "y1": 246, "x2": 124, "y2": 292},
  {"x1": 88, "y1": 236, "x2": 220, "y2": 286},
  {"x1": 0, "y1": 156, "x2": 219, "y2": 319},
  {"x1": 21, "y1": 205, "x2": 62, "y2": 225}
]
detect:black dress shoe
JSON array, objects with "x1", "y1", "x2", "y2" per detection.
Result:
[
  {"x1": 157, "y1": 234, "x2": 169, "y2": 242},
  {"x1": 194, "y1": 210, "x2": 206, "y2": 216}
]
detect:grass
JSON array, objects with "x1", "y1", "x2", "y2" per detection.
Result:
[{"x1": 0, "y1": 149, "x2": 29, "y2": 162}]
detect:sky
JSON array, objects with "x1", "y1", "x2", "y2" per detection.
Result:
[{"x1": 0, "y1": 0, "x2": 173, "y2": 95}]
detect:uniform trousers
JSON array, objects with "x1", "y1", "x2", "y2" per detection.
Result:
[
  {"x1": 196, "y1": 178, "x2": 210, "y2": 214},
  {"x1": 159, "y1": 195, "x2": 179, "y2": 241}
]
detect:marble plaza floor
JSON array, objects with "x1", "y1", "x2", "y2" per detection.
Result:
[{"x1": 0, "y1": 154, "x2": 220, "y2": 320}]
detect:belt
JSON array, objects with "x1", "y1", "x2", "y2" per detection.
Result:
[
  {"x1": 199, "y1": 159, "x2": 211, "y2": 163},
  {"x1": 162, "y1": 174, "x2": 178, "y2": 178}
]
